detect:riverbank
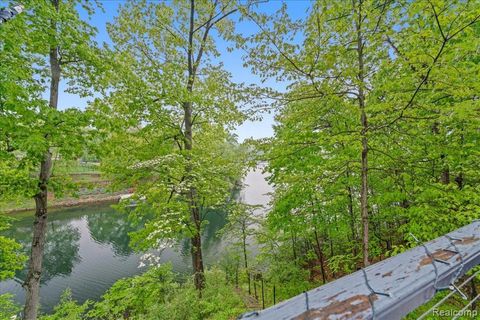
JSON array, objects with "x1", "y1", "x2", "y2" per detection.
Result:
[
  {"x1": 2, "y1": 190, "x2": 133, "y2": 214},
  {"x1": 0, "y1": 165, "x2": 136, "y2": 214}
]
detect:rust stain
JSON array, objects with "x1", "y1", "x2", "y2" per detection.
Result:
[
  {"x1": 382, "y1": 271, "x2": 393, "y2": 278},
  {"x1": 327, "y1": 290, "x2": 347, "y2": 302},
  {"x1": 293, "y1": 294, "x2": 378, "y2": 320},
  {"x1": 454, "y1": 236, "x2": 479, "y2": 245},
  {"x1": 417, "y1": 249, "x2": 456, "y2": 269}
]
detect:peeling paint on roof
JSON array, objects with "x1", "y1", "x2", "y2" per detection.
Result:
[
  {"x1": 239, "y1": 221, "x2": 480, "y2": 320},
  {"x1": 417, "y1": 249, "x2": 457, "y2": 269},
  {"x1": 293, "y1": 295, "x2": 378, "y2": 320}
]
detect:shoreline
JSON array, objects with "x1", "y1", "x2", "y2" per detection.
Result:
[{"x1": 3, "y1": 192, "x2": 130, "y2": 215}]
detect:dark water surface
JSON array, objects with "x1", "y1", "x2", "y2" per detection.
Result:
[{"x1": 0, "y1": 168, "x2": 271, "y2": 313}]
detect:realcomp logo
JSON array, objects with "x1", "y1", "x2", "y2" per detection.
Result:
[{"x1": 432, "y1": 308, "x2": 478, "y2": 318}]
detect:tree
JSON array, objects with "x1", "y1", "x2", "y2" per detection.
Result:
[
  {"x1": 244, "y1": 0, "x2": 403, "y2": 267},
  {"x1": 0, "y1": 7, "x2": 34, "y2": 318},
  {"x1": 0, "y1": 0, "x2": 99, "y2": 318},
  {"x1": 245, "y1": 0, "x2": 480, "y2": 269},
  {"x1": 91, "y1": 0, "x2": 259, "y2": 292},
  {"x1": 220, "y1": 202, "x2": 261, "y2": 294},
  {"x1": 382, "y1": 0, "x2": 480, "y2": 242}
]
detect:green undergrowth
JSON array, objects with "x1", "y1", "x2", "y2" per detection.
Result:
[{"x1": 34, "y1": 264, "x2": 248, "y2": 320}]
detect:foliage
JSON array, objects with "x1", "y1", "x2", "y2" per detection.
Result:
[
  {"x1": 262, "y1": 258, "x2": 312, "y2": 303},
  {"x1": 0, "y1": 0, "x2": 100, "y2": 201},
  {"x1": 2, "y1": 0, "x2": 480, "y2": 318},
  {"x1": 88, "y1": 265, "x2": 246, "y2": 320},
  {"x1": 88, "y1": 0, "x2": 259, "y2": 291},
  {"x1": 245, "y1": 0, "x2": 480, "y2": 276},
  {"x1": 0, "y1": 215, "x2": 26, "y2": 281},
  {"x1": 0, "y1": 294, "x2": 20, "y2": 320},
  {"x1": 89, "y1": 263, "x2": 178, "y2": 319},
  {"x1": 39, "y1": 290, "x2": 90, "y2": 320},
  {"x1": 218, "y1": 245, "x2": 242, "y2": 286},
  {"x1": 154, "y1": 268, "x2": 247, "y2": 320},
  {"x1": 327, "y1": 254, "x2": 356, "y2": 275},
  {"x1": 0, "y1": 215, "x2": 24, "y2": 320},
  {"x1": 43, "y1": 265, "x2": 247, "y2": 320}
]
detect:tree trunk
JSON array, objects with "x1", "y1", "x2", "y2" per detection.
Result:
[
  {"x1": 183, "y1": 0, "x2": 206, "y2": 292},
  {"x1": 455, "y1": 129, "x2": 465, "y2": 189},
  {"x1": 433, "y1": 122, "x2": 450, "y2": 185},
  {"x1": 184, "y1": 98, "x2": 205, "y2": 291},
  {"x1": 23, "y1": 157, "x2": 51, "y2": 320},
  {"x1": 346, "y1": 169, "x2": 357, "y2": 257},
  {"x1": 291, "y1": 231, "x2": 297, "y2": 261},
  {"x1": 242, "y1": 224, "x2": 251, "y2": 294},
  {"x1": 440, "y1": 155, "x2": 450, "y2": 184},
  {"x1": 234, "y1": 262, "x2": 239, "y2": 288},
  {"x1": 23, "y1": 14, "x2": 60, "y2": 318},
  {"x1": 313, "y1": 228, "x2": 327, "y2": 284},
  {"x1": 360, "y1": 124, "x2": 370, "y2": 267},
  {"x1": 455, "y1": 173, "x2": 464, "y2": 190},
  {"x1": 355, "y1": 0, "x2": 370, "y2": 267},
  {"x1": 190, "y1": 214, "x2": 205, "y2": 291},
  {"x1": 328, "y1": 231, "x2": 336, "y2": 278}
]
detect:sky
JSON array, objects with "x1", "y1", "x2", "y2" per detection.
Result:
[
  {"x1": 68, "y1": 0, "x2": 313, "y2": 141},
  {"x1": 6, "y1": 0, "x2": 312, "y2": 141}
]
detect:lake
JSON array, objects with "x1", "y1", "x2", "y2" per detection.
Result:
[{"x1": 0, "y1": 168, "x2": 271, "y2": 313}]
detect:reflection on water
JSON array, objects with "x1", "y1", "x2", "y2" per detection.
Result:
[
  {"x1": 6, "y1": 220, "x2": 81, "y2": 285},
  {"x1": 0, "y1": 205, "x2": 229, "y2": 312},
  {"x1": 87, "y1": 210, "x2": 137, "y2": 257},
  {"x1": 0, "y1": 206, "x2": 145, "y2": 312},
  {"x1": 0, "y1": 168, "x2": 271, "y2": 312}
]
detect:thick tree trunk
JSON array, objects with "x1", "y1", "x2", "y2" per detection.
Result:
[
  {"x1": 182, "y1": 0, "x2": 236, "y2": 292},
  {"x1": 190, "y1": 221, "x2": 205, "y2": 290},
  {"x1": 23, "y1": 32, "x2": 60, "y2": 319},
  {"x1": 184, "y1": 98, "x2": 205, "y2": 292},
  {"x1": 23, "y1": 158, "x2": 51, "y2": 320},
  {"x1": 183, "y1": 0, "x2": 207, "y2": 293},
  {"x1": 355, "y1": 0, "x2": 370, "y2": 267}
]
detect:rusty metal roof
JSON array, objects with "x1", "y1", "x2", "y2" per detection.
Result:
[{"x1": 240, "y1": 220, "x2": 480, "y2": 320}]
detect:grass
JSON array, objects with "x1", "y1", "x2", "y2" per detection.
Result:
[{"x1": 0, "y1": 161, "x2": 115, "y2": 213}]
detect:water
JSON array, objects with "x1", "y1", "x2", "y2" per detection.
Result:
[{"x1": 0, "y1": 168, "x2": 271, "y2": 312}]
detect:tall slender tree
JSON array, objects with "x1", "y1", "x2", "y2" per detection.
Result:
[
  {"x1": 91, "y1": 0, "x2": 260, "y2": 292},
  {"x1": 0, "y1": 1, "x2": 99, "y2": 318}
]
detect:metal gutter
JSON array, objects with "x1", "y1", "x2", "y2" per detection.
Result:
[{"x1": 240, "y1": 220, "x2": 480, "y2": 320}]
